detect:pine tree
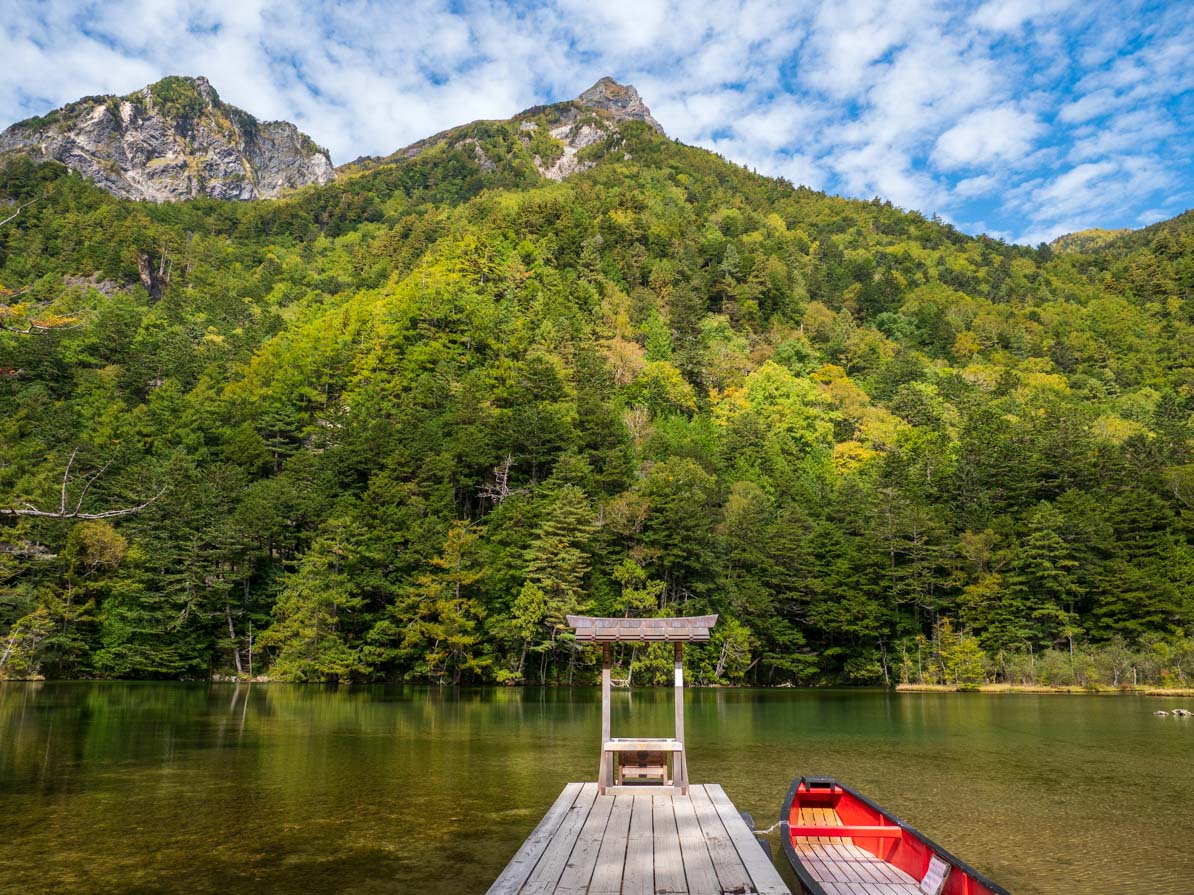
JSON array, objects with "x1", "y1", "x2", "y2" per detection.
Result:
[
  {"x1": 520, "y1": 485, "x2": 596, "y2": 680},
  {"x1": 1006, "y1": 502, "x2": 1084, "y2": 652},
  {"x1": 398, "y1": 521, "x2": 489, "y2": 685}
]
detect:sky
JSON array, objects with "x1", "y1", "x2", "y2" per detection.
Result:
[{"x1": 2, "y1": 0, "x2": 1191, "y2": 245}]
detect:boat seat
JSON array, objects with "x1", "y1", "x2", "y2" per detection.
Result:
[{"x1": 793, "y1": 806, "x2": 921, "y2": 894}]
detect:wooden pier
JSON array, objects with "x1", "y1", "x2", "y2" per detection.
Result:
[
  {"x1": 489, "y1": 616, "x2": 791, "y2": 894},
  {"x1": 487, "y1": 782, "x2": 791, "y2": 895}
]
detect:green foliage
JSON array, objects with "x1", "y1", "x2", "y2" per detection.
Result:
[
  {"x1": 145, "y1": 76, "x2": 210, "y2": 125},
  {"x1": 2, "y1": 116, "x2": 1193, "y2": 685}
]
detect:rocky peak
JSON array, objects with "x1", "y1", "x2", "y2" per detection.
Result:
[
  {"x1": 340, "y1": 75, "x2": 668, "y2": 184},
  {"x1": 0, "y1": 75, "x2": 335, "y2": 201},
  {"x1": 576, "y1": 78, "x2": 664, "y2": 134},
  {"x1": 529, "y1": 77, "x2": 665, "y2": 181}
]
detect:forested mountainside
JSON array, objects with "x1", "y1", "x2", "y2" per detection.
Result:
[{"x1": 1, "y1": 81, "x2": 1192, "y2": 687}]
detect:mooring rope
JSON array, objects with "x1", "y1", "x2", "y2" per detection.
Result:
[{"x1": 752, "y1": 821, "x2": 782, "y2": 835}]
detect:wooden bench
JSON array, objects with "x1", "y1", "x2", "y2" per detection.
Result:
[
  {"x1": 793, "y1": 806, "x2": 922, "y2": 895},
  {"x1": 599, "y1": 738, "x2": 686, "y2": 795},
  {"x1": 618, "y1": 749, "x2": 668, "y2": 782}
]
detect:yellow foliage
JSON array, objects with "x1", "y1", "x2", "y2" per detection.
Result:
[
  {"x1": 833, "y1": 440, "x2": 876, "y2": 474},
  {"x1": 952, "y1": 330, "x2": 981, "y2": 362},
  {"x1": 958, "y1": 363, "x2": 1004, "y2": 390},
  {"x1": 763, "y1": 212, "x2": 788, "y2": 235},
  {"x1": 1015, "y1": 370, "x2": 1070, "y2": 396},
  {"x1": 1092, "y1": 415, "x2": 1148, "y2": 444},
  {"x1": 810, "y1": 363, "x2": 848, "y2": 384},
  {"x1": 858, "y1": 406, "x2": 907, "y2": 450},
  {"x1": 43, "y1": 315, "x2": 77, "y2": 328}
]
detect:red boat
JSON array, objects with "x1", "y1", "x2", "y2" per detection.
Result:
[{"x1": 780, "y1": 777, "x2": 1012, "y2": 895}]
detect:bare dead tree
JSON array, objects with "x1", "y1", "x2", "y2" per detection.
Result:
[
  {"x1": 0, "y1": 311, "x2": 80, "y2": 335},
  {"x1": 136, "y1": 244, "x2": 172, "y2": 302},
  {"x1": 479, "y1": 454, "x2": 525, "y2": 506},
  {"x1": 0, "y1": 195, "x2": 40, "y2": 229},
  {"x1": 0, "y1": 448, "x2": 165, "y2": 520}
]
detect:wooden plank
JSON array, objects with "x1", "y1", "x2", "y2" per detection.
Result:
[
  {"x1": 604, "y1": 739, "x2": 684, "y2": 751},
  {"x1": 604, "y1": 784, "x2": 684, "y2": 796},
  {"x1": 706, "y1": 783, "x2": 791, "y2": 895},
  {"x1": 521, "y1": 783, "x2": 600, "y2": 895},
  {"x1": 588, "y1": 795, "x2": 633, "y2": 895},
  {"x1": 555, "y1": 794, "x2": 616, "y2": 895},
  {"x1": 487, "y1": 783, "x2": 584, "y2": 895},
  {"x1": 621, "y1": 795, "x2": 655, "y2": 895},
  {"x1": 673, "y1": 642, "x2": 686, "y2": 793},
  {"x1": 808, "y1": 845, "x2": 851, "y2": 882},
  {"x1": 787, "y1": 826, "x2": 902, "y2": 838},
  {"x1": 673, "y1": 794, "x2": 722, "y2": 895},
  {"x1": 652, "y1": 795, "x2": 687, "y2": 895},
  {"x1": 817, "y1": 843, "x2": 861, "y2": 881},
  {"x1": 799, "y1": 852, "x2": 831, "y2": 883},
  {"x1": 805, "y1": 841, "x2": 923, "y2": 895},
  {"x1": 689, "y1": 785, "x2": 753, "y2": 894}
]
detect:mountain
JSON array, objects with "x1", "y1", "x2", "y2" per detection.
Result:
[
  {"x1": 340, "y1": 76, "x2": 664, "y2": 181},
  {"x1": 0, "y1": 75, "x2": 1192, "y2": 688},
  {"x1": 0, "y1": 76, "x2": 334, "y2": 201}
]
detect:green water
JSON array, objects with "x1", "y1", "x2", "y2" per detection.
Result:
[{"x1": 1, "y1": 684, "x2": 1191, "y2": 894}]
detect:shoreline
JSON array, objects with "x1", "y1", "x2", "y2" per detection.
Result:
[
  {"x1": 895, "y1": 683, "x2": 1194, "y2": 696},
  {"x1": 6, "y1": 677, "x2": 1194, "y2": 696}
]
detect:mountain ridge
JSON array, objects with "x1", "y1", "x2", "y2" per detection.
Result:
[
  {"x1": 338, "y1": 76, "x2": 664, "y2": 181},
  {"x1": 0, "y1": 75, "x2": 334, "y2": 201},
  {"x1": 1, "y1": 75, "x2": 1185, "y2": 249}
]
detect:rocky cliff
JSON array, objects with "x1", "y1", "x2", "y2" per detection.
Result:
[
  {"x1": 342, "y1": 76, "x2": 665, "y2": 182},
  {"x1": 524, "y1": 77, "x2": 665, "y2": 181},
  {"x1": 574, "y1": 77, "x2": 664, "y2": 133},
  {"x1": 0, "y1": 76, "x2": 335, "y2": 201}
]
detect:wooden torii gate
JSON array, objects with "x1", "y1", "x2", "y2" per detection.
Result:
[{"x1": 566, "y1": 614, "x2": 718, "y2": 796}]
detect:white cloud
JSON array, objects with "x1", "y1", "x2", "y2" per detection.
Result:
[
  {"x1": 971, "y1": 0, "x2": 1072, "y2": 33},
  {"x1": 932, "y1": 105, "x2": 1045, "y2": 171},
  {"x1": 0, "y1": 0, "x2": 1187, "y2": 244},
  {"x1": 1058, "y1": 88, "x2": 1120, "y2": 124},
  {"x1": 952, "y1": 174, "x2": 1000, "y2": 199}
]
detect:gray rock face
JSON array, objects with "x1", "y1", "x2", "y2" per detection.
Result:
[
  {"x1": 0, "y1": 76, "x2": 334, "y2": 201},
  {"x1": 533, "y1": 78, "x2": 664, "y2": 181},
  {"x1": 576, "y1": 77, "x2": 665, "y2": 133}
]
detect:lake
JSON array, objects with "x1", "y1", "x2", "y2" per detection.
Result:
[{"x1": 1, "y1": 683, "x2": 1190, "y2": 894}]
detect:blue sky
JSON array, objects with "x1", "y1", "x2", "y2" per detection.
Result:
[{"x1": 2, "y1": 0, "x2": 1191, "y2": 244}]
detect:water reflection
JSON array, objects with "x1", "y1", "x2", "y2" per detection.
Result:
[{"x1": 1, "y1": 683, "x2": 1191, "y2": 894}]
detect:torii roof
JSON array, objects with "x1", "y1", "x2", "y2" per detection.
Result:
[{"x1": 565, "y1": 615, "x2": 719, "y2": 642}]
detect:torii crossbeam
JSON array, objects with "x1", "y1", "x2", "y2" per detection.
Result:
[{"x1": 566, "y1": 614, "x2": 718, "y2": 796}]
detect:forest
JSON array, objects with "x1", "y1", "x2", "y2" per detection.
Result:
[{"x1": 1, "y1": 111, "x2": 1192, "y2": 688}]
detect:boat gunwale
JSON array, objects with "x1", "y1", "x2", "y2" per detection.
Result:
[{"x1": 777, "y1": 775, "x2": 1014, "y2": 895}]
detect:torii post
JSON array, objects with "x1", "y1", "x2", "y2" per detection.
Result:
[{"x1": 566, "y1": 614, "x2": 718, "y2": 796}]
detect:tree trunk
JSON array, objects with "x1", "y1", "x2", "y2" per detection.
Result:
[{"x1": 226, "y1": 605, "x2": 243, "y2": 675}]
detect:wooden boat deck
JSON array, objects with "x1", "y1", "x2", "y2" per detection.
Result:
[
  {"x1": 792, "y1": 807, "x2": 919, "y2": 895},
  {"x1": 488, "y1": 782, "x2": 791, "y2": 895}
]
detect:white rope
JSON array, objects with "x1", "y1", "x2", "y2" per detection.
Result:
[{"x1": 752, "y1": 821, "x2": 782, "y2": 836}]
